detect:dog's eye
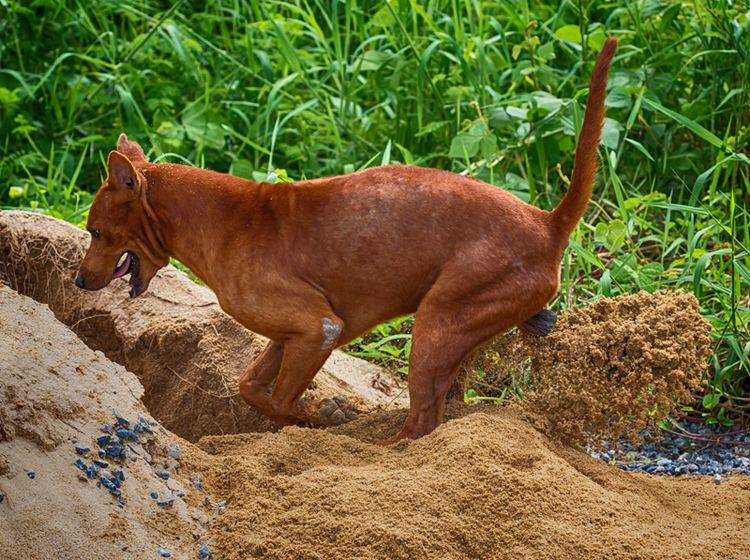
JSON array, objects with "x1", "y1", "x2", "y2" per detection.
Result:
[{"x1": 89, "y1": 228, "x2": 101, "y2": 239}]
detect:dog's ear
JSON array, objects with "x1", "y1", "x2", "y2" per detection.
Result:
[
  {"x1": 116, "y1": 133, "x2": 148, "y2": 163},
  {"x1": 107, "y1": 150, "x2": 142, "y2": 191}
]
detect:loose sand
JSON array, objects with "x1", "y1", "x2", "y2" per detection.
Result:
[{"x1": 187, "y1": 405, "x2": 749, "y2": 560}]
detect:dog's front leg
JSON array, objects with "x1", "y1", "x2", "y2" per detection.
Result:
[
  {"x1": 237, "y1": 287, "x2": 346, "y2": 426},
  {"x1": 238, "y1": 340, "x2": 284, "y2": 415},
  {"x1": 265, "y1": 329, "x2": 344, "y2": 425}
]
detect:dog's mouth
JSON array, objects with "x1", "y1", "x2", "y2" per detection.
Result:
[{"x1": 112, "y1": 251, "x2": 143, "y2": 298}]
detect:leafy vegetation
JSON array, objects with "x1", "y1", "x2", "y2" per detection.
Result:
[{"x1": 1, "y1": 0, "x2": 747, "y2": 423}]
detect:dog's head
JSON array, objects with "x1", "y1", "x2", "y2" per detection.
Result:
[{"x1": 74, "y1": 134, "x2": 168, "y2": 298}]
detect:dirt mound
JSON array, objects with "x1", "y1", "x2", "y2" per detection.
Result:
[
  {"x1": 0, "y1": 211, "x2": 407, "y2": 442},
  {"x1": 187, "y1": 406, "x2": 749, "y2": 560},
  {"x1": 0, "y1": 285, "x2": 212, "y2": 560},
  {"x1": 473, "y1": 291, "x2": 712, "y2": 442}
]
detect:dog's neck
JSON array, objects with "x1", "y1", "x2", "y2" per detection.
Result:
[{"x1": 141, "y1": 162, "x2": 263, "y2": 287}]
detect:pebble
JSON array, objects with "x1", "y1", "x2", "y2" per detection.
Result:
[
  {"x1": 198, "y1": 543, "x2": 211, "y2": 559},
  {"x1": 589, "y1": 420, "x2": 750, "y2": 477},
  {"x1": 167, "y1": 443, "x2": 182, "y2": 461},
  {"x1": 150, "y1": 491, "x2": 159, "y2": 500},
  {"x1": 157, "y1": 546, "x2": 171, "y2": 558},
  {"x1": 156, "y1": 496, "x2": 175, "y2": 508},
  {"x1": 0, "y1": 491, "x2": 5, "y2": 503},
  {"x1": 156, "y1": 469, "x2": 170, "y2": 481},
  {"x1": 26, "y1": 470, "x2": 35, "y2": 480}
]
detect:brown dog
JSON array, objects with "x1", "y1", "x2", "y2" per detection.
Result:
[{"x1": 75, "y1": 38, "x2": 617, "y2": 442}]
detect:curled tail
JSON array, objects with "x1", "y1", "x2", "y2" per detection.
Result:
[{"x1": 551, "y1": 37, "x2": 618, "y2": 237}]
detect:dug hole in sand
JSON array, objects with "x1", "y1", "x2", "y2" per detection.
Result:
[{"x1": 0, "y1": 211, "x2": 748, "y2": 560}]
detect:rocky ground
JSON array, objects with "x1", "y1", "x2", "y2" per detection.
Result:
[{"x1": 590, "y1": 420, "x2": 750, "y2": 479}]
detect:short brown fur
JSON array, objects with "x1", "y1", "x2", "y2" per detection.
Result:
[{"x1": 76, "y1": 39, "x2": 617, "y2": 442}]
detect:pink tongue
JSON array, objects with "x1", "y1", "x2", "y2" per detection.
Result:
[{"x1": 112, "y1": 253, "x2": 132, "y2": 279}]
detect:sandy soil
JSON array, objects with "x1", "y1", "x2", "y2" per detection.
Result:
[
  {"x1": 187, "y1": 404, "x2": 749, "y2": 560},
  {"x1": 0, "y1": 285, "x2": 212, "y2": 560}
]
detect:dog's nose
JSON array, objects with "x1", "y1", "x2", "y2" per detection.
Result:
[{"x1": 74, "y1": 274, "x2": 86, "y2": 289}]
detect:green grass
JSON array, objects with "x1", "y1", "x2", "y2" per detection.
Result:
[{"x1": 1, "y1": 0, "x2": 748, "y2": 424}]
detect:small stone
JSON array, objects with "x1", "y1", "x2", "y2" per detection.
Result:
[
  {"x1": 155, "y1": 469, "x2": 170, "y2": 481},
  {"x1": 150, "y1": 491, "x2": 159, "y2": 500},
  {"x1": 26, "y1": 470, "x2": 35, "y2": 480},
  {"x1": 714, "y1": 474, "x2": 722, "y2": 485},
  {"x1": 157, "y1": 496, "x2": 174, "y2": 508},
  {"x1": 157, "y1": 546, "x2": 171, "y2": 558},
  {"x1": 116, "y1": 428, "x2": 138, "y2": 441},
  {"x1": 191, "y1": 475, "x2": 205, "y2": 492},
  {"x1": 198, "y1": 543, "x2": 211, "y2": 559},
  {"x1": 167, "y1": 443, "x2": 182, "y2": 461},
  {"x1": 318, "y1": 399, "x2": 339, "y2": 417},
  {"x1": 0, "y1": 491, "x2": 5, "y2": 503}
]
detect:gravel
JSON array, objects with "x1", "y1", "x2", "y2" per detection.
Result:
[{"x1": 588, "y1": 420, "x2": 750, "y2": 478}]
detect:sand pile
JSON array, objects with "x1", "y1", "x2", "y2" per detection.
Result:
[
  {"x1": 186, "y1": 406, "x2": 749, "y2": 560},
  {"x1": 473, "y1": 291, "x2": 712, "y2": 442},
  {"x1": 0, "y1": 285, "x2": 213, "y2": 560},
  {"x1": 0, "y1": 211, "x2": 406, "y2": 442}
]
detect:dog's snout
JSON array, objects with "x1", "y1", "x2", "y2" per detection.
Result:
[{"x1": 74, "y1": 274, "x2": 86, "y2": 289}]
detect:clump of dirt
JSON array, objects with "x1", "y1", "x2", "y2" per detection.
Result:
[
  {"x1": 0, "y1": 211, "x2": 407, "y2": 442},
  {"x1": 185, "y1": 405, "x2": 749, "y2": 560},
  {"x1": 490, "y1": 291, "x2": 712, "y2": 442}
]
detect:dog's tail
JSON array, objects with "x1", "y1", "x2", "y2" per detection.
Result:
[{"x1": 550, "y1": 37, "x2": 618, "y2": 237}]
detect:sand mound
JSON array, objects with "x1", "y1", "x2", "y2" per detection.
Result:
[
  {"x1": 0, "y1": 285, "x2": 212, "y2": 560},
  {"x1": 187, "y1": 406, "x2": 750, "y2": 560},
  {"x1": 0, "y1": 211, "x2": 406, "y2": 442},
  {"x1": 474, "y1": 291, "x2": 712, "y2": 442}
]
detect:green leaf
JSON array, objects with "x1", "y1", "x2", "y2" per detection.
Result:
[
  {"x1": 230, "y1": 159, "x2": 254, "y2": 179},
  {"x1": 448, "y1": 121, "x2": 490, "y2": 159},
  {"x1": 642, "y1": 97, "x2": 725, "y2": 150},
  {"x1": 702, "y1": 393, "x2": 720, "y2": 410},
  {"x1": 601, "y1": 118, "x2": 623, "y2": 150},
  {"x1": 555, "y1": 25, "x2": 582, "y2": 45}
]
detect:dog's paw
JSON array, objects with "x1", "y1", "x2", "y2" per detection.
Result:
[{"x1": 314, "y1": 396, "x2": 359, "y2": 426}]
